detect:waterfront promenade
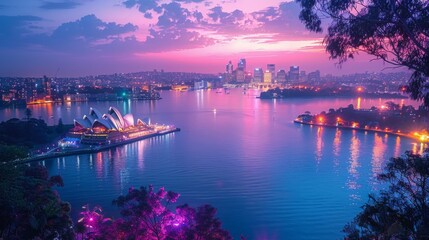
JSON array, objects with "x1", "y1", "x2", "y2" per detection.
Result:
[
  {"x1": 10, "y1": 127, "x2": 180, "y2": 164},
  {"x1": 293, "y1": 119, "x2": 426, "y2": 143}
]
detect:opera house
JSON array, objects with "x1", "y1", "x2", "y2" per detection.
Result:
[{"x1": 69, "y1": 107, "x2": 168, "y2": 145}]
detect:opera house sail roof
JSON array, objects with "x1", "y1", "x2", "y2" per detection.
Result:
[{"x1": 73, "y1": 107, "x2": 145, "y2": 132}]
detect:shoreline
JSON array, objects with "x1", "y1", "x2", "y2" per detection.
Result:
[
  {"x1": 10, "y1": 128, "x2": 180, "y2": 165},
  {"x1": 293, "y1": 120, "x2": 425, "y2": 143}
]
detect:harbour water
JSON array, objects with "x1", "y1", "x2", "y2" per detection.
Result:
[{"x1": 0, "y1": 89, "x2": 422, "y2": 239}]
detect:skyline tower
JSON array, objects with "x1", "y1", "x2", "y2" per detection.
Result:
[
  {"x1": 267, "y1": 64, "x2": 275, "y2": 83},
  {"x1": 253, "y1": 68, "x2": 263, "y2": 83},
  {"x1": 289, "y1": 66, "x2": 300, "y2": 82},
  {"x1": 225, "y1": 61, "x2": 234, "y2": 82},
  {"x1": 238, "y1": 58, "x2": 246, "y2": 71},
  {"x1": 43, "y1": 75, "x2": 52, "y2": 97},
  {"x1": 226, "y1": 61, "x2": 234, "y2": 74}
]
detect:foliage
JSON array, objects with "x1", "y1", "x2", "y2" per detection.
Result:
[
  {"x1": 77, "y1": 185, "x2": 232, "y2": 240},
  {"x1": 0, "y1": 118, "x2": 50, "y2": 147},
  {"x1": 344, "y1": 150, "x2": 429, "y2": 239},
  {"x1": 25, "y1": 108, "x2": 32, "y2": 120},
  {"x1": 0, "y1": 164, "x2": 74, "y2": 239},
  {"x1": 297, "y1": 0, "x2": 429, "y2": 105},
  {"x1": 0, "y1": 144, "x2": 28, "y2": 162},
  {"x1": 56, "y1": 118, "x2": 64, "y2": 134}
]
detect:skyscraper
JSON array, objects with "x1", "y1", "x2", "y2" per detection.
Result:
[
  {"x1": 226, "y1": 61, "x2": 234, "y2": 74},
  {"x1": 263, "y1": 70, "x2": 272, "y2": 83},
  {"x1": 43, "y1": 75, "x2": 52, "y2": 97},
  {"x1": 267, "y1": 64, "x2": 275, "y2": 83},
  {"x1": 238, "y1": 58, "x2": 246, "y2": 71},
  {"x1": 277, "y1": 70, "x2": 287, "y2": 82},
  {"x1": 225, "y1": 61, "x2": 234, "y2": 82},
  {"x1": 289, "y1": 66, "x2": 300, "y2": 82},
  {"x1": 253, "y1": 68, "x2": 263, "y2": 83}
]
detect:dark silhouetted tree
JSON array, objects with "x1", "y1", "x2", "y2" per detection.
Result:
[
  {"x1": 56, "y1": 118, "x2": 64, "y2": 134},
  {"x1": 25, "y1": 108, "x2": 32, "y2": 120},
  {"x1": 344, "y1": 150, "x2": 429, "y2": 239},
  {"x1": 90, "y1": 185, "x2": 233, "y2": 240},
  {"x1": 297, "y1": 0, "x2": 429, "y2": 105},
  {"x1": 0, "y1": 164, "x2": 74, "y2": 239}
]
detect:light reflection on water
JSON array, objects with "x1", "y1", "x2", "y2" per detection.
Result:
[{"x1": 2, "y1": 90, "x2": 423, "y2": 240}]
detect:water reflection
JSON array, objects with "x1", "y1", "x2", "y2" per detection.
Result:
[
  {"x1": 347, "y1": 131, "x2": 361, "y2": 200},
  {"x1": 19, "y1": 91, "x2": 421, "y2": 240},
  {"x1": 371, "y1": 133, "x2": 388, "y2": 179},
  {"x1": 411, "y1": 142, "x2": 426, "y2": 155},
  {"x1": 137, "y1": 140, "x2": 146, "y2": 170},
  {"x1": 357, "y1": 97, "x2": 361, "y2": 110},
  {"x1": 315, "y1": 126, "x2": 323, "y2": 163},
  {"x1": 332, "y1": 129, "x2": 342, "y2": 170},
  {"x1": 394, "y1": 136, "x2": 401, "y2": 157}
]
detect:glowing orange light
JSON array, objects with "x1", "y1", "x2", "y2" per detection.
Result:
[
  {"x1": 357, "y1": 87, "x2": 363, "y2": 92},
  {"x1": 318, "y1": 117, "x2": 324, "y2": 122}
]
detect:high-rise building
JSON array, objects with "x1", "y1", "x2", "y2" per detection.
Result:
[
  {"x1": 289, "y1": 66, "x2": 300, "y2": 82},
  {"x1": 267, "y1": 64, "x2": 275, "y2": 82},
  {"x1": 277, "y1": 70, "x2": 287, "y2": 83},
  {"x1": 253, "y1": 68, "x2": 263, "y2": 83},
  {"x1": 308, "y1": 70, "x2": 321, "y2": 82},
  {"x1": 236, "y1": 68, "x2": 245, "y2": 82},
  {"x1": 238, "y1": 58, "x2": 246, "y2": 71},
  {"x1": 263, "y1": 70, "x2": 272, "y2": 83},
  {"x1": 43, "y1": 75, "x2": 52, "y2": 97},
  {"x1": 226, "y1": 61, "x2": 234, "y2": 74},
  {"x1": 225, "y1": 61, "x2": 234, "y2": 82},
  {"x1": 300, "y1": 71, "x2": 306, "y2": 81}
]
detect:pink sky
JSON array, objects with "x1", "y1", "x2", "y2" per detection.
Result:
[{"x1": 0, "y1": 0, "x2": 407, "y2": 77}]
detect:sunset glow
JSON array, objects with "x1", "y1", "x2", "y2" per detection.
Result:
[{"x1": 0, "y1": 0, "x2": 405, "y2": 76}]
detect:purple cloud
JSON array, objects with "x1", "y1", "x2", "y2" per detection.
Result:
[
  {"x1": 138, "y1": 2, "x2": 215, "y2": 52},
  {"x1": 252, "y1": 2, "x2": 323, "y2": 40},
  {"x1": 40, "y1": 1, "x2": 81, "y2": 10},
  {"x1": 122, "y1": 0, "x2": 161, "y2": 14},
  {"x1": 0, "y1": 15, "x2": 43, "y2": 47}
]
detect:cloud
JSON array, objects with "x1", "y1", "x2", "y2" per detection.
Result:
[
  {"x1": 0, "y1": 15, "x2": 43, "y2": 47},
  {"x1": 122, "y1": 0, "x2": 160, "y2": 13},
  {"x1": 252, "y1": 2, "x2": 322, "y2": 40},
  {"x1": 141, "y1": 28, "x2": 215, "y2": 52},
  {"x1": 46, "y1": 14, "x2": 138, "y2": 52},
  {"x1": 40, "y1": 1, "x2": 82, "y2": 10},
  {"x1": 138, "y1": 2, "x2": 216, "y2": 52},
  {"x1": 0, "y1": 14, "x2": 139, "y2": 56}
]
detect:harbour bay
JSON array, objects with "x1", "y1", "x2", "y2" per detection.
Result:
[{"x1": 0, "y1": 89, "x2": 422, "y2": 239}]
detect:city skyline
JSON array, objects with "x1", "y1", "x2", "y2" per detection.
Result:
[{"x1": 0, "y1": 0, "x2": 408, "y2": 77}]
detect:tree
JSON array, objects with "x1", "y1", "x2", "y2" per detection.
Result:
[
  {"x1": 297, "y1": 0, "x2": 429, "y2": 105},
  {"x1": 56, "y1": 118, "x2": 64, "y2": 134},
  {"x1": 102, "y1": 185, "x2": 232, "y2": 240},
  {"x1": 0, "y1": 164, "x2": 74, "y2": 239},
  {"x1": 344, "y1": 150, "x2": 429, "y2": 239},
  {"x1": 77, "y1": 204, "x2": 111, "y2": 239},
  {"x1": 25, "y1": 108, "x2": 32, "y2": 120},
  {"x1": 0, "y1": 144, "x2": 28, "y2": 162}
]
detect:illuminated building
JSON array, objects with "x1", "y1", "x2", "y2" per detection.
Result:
[
  {"x1": 263, "y1": 70, "x2": 272, "y2": 83},
  {"x1": 225, "y1": 61, "x2": 234, "y2": 82},
  {"x1": 276, "y1": 70, "x2": 287, "y2": 83},
  {"x1": 238, "y1": 58, "x2": 246, "y2": 72},
  {"x1": 289, "y1": 66, "x2": 300, "y2": 82},
  {"x1": 267, "y1": 64, "x2": 275, "y2": 83},
  {"x1": 235, "y1": 68, "x2": 245, "y2": 82},
  {"x1": 253, "y1": 68, "x2": 263, "y2": 83},
  {"x1": 308, "y1": 70, "x2": 321, "y2": 82},
  {"x1": 71, "y1": 107, "x2": 174, "y2": 145}
]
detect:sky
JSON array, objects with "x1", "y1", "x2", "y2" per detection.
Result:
[{"x1": 0, "y1": 0, "x2": 403, "y2": 77}]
